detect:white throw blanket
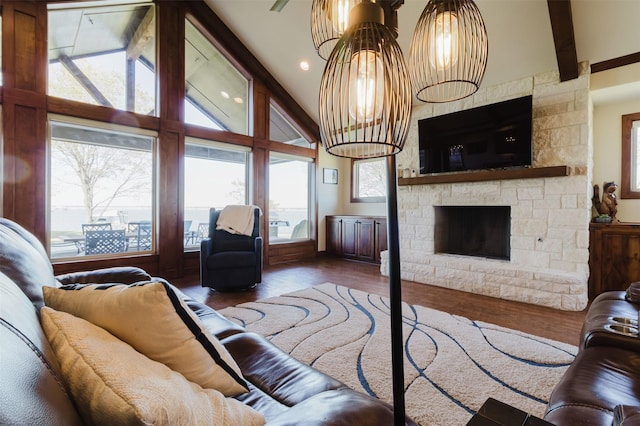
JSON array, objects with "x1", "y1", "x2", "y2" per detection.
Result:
[{"x1": 216, "y1": 205, "x2": 259, "y2": 236}]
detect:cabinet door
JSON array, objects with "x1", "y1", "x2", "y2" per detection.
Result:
[
  {"x1": 601, "y1": 232, "x2": 640, "y2": 293},
  {"x1": 326, "y1": 217, "x2": 342, "y2": 255},
  {"x1": 375, "y1": 218, "x2": 387, "y2": 263},
  {"x1": 341, "y1": 218, "x2": 358, "y2": 259},
  {"x1": 356, "y1": 218, "x2": 376, "y2": 262}
]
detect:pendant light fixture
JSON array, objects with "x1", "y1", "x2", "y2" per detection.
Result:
[
  {"x1": 409, "y1": 0, "x2": 488, "y2": 102},
  {"x1": 312, "y1": 1, "x2": 487, "y2": 424},
  {"x1": 316, "y1": 2, "x2": 411, "y2": 424},
  {"x1": 318, "y1": 0, "x2": 412, "y2": 158},
  {"x1": 311, "y1": 0, "x2": 362, "y2": 60}
]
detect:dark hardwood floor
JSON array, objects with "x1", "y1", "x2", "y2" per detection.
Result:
[{"x1": 173, "y1": 256, "x2": 588, "y2": 346}]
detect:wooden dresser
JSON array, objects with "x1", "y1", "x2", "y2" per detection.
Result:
[
  {"x1": 589, "y1": 222, "x2": 640, "y2": 299},
  {"x1": 326, "y1": 216, "x2": 387, "y2": 264}
]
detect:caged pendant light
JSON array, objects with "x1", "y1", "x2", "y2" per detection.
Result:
[
  {"x1": 409, "y1": 0, "x2": 488, "y2": 103},
  {"x1": 311, "y1": 0, "x2": 362, "y2": 60},
  {"x1": 318, "y1": 0, "x2": 412, "y2": 159}
]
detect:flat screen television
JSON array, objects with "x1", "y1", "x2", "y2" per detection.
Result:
[{"x1": 419, "y1": 95, "x2": 533, "y2": 174}]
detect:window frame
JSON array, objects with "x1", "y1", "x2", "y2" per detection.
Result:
[
  {"x1": 621, "y1": 112, "x2": 640, "y2": 199},
  {"x1": 47, "y1": 114, "x2": 158, "y2": 259},
  {"x1": 350, "y1": 158, "x2": 386, "y2": 203}
]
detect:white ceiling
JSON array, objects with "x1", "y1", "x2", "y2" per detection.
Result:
[{"x1": 204, "y1": 0, "x2": 640, "y2": 121}]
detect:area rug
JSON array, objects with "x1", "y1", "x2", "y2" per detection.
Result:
[{"x1": 219, "y1": 283, "x2": 577, "y2": 425}]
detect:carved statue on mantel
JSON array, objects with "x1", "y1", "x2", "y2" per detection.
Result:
[{"x1": 592, "y1": 181, "x2": 619, "y2": 223}]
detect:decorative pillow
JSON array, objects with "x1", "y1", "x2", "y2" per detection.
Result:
[
  {"x1": 42, "y1": 281, "x2": 248, "y2": 396},
  {"x1": 40, "y1": 307, "x2": 265, "y2": 426}
]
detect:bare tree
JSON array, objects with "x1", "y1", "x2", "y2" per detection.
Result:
[{"x1": 52, "y1": 140, "x2": 151, "y2": 222}]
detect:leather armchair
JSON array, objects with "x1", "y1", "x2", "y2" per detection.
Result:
[{"x1": 200, "y1": 207, "x2": 262, "y2": 291}]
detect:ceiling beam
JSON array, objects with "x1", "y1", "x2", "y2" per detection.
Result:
[
  {"x1": 547, "y1": 0, "x2": 579, "y2": 81},
  {"x1": 591, "y1": 52, "x2": 640, "y2": 74}
]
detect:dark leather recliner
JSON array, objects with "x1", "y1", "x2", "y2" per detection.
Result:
[{"x1": 200, "y1": 207, "x2": 262, "y2": 291}]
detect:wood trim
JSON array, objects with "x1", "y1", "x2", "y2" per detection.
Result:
[
  {"x1": 398, "y1": 166, "x2": 571, "y2": 186},
  {"x1": 621, "y1": 112, "x2": 640, "y2": 199},
  {"x1": 547, "y1": 0, "x2": 579, "y2": 82},
  {"x1": 591, "y1": 52, "x2": 640, "y2": 74}
]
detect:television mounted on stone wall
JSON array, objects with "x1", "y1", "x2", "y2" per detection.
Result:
[{"x1": 418, "y1": 95, "x2": 533, "y2": 174}]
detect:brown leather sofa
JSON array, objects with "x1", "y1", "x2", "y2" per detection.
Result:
[
  {"x1": 544, "y1": 287, "x2": 640, "y2": 425},
  {"x1": 0, "y1": 217, "x2": 416, "y2": 425}
]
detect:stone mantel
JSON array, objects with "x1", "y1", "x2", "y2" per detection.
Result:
[{"x1": 398, "y1": 165, "x2": 572, "y2": 186}]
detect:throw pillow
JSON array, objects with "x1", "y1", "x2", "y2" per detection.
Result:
[
  {"x1": 40, "y1": 307, "x2": 265, "y2": 426},
  {"x1": 42, "y1": 281, "x2": 247, "y2": 396}
]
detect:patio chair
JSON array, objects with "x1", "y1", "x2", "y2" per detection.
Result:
[
  {"x1": 200, "y1": 207, "x2": 262, "y2": 291},
  {"x1": 82, "y1": 222, "x2": 112, "y2": 234},
  {"x1": 126, "y1": 221, "x2": 152, "y2": 251},
  {"x1": 194, "y1": 223, "x2": 209, "y2": 244},
  {"x1": 85, "y1": 229, "x2": 126, "y2": 255}
]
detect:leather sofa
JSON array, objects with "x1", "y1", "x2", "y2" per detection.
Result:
[
  {"x1": 544, "y1": 287, "x2": 640, "y2": 425},
  {"x1": 0, "y1": 217, "x2": 416, "y2": 425}
]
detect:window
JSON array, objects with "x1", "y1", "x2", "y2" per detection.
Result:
[
  {"x1": 184, "y1": 139, "x2": 250, "y2": 250},
  {"x1": 47, "y1": 2, "x2": 156, "y2": 115},
  {"x1": 269, "y1": 153, "x2": 313, "y2": 242},
  {"x1": 351, "y1": 158, "x2": 386, "y2": 202},
  {"x1": 49, "y1": 117, "x2": 156, "y2": 259},
  {"x1": 622, "y1": 112, "x2": 640, "y2": 199},
  {"x1": 269, "y1": 102, "x2": 314, "y2": 148},
  {"x1": 185, "y1": 19, "x2": 249, "y2": 134}
]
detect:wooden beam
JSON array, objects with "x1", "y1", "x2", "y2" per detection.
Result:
[
  {"x1": 547, "y1": 0, "x2": 579, "y2": 81},
  {"x1": 126, "y1": 6, "x2": 155, "y2": 61},
  {"x1": 591, "y1": 52, "x2": 640, "y2": 74},
  {"x1": 59, "y1": 54, "x2": 113, "y2": 107}
]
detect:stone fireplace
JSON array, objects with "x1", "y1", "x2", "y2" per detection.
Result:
[{"x1": 381, "y1": 65, "x2": 592, "y2": 311}]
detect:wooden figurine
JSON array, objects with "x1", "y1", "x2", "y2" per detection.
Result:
[{"x1": 592, "y1": 181, "x2": 619, "y2": 223}]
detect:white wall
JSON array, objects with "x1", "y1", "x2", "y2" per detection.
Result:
[{"x1": 593, "y1": 99, "x2": 640, "y2": 222}]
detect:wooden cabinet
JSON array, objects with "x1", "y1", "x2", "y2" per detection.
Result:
[
  {"x1": 326, "y1": 216, "x2": 387, "y2": 263},
  {"x1": 589, "y1": 223, "x2": 640, "y2": 299}
]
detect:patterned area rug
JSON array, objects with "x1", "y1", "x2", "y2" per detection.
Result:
[{"x1": 219, "y1": 283, "x2": 576, "y2": 425}]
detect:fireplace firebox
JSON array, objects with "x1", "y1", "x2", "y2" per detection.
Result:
[{"x1": 434, "y1": 206, "x2": 511, "y2": 260}]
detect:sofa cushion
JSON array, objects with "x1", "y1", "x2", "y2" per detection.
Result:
[
  {"x1": 40, "y1": 307, "x2": 265, "y2": 426},
  {"x1": 0, "y1": 218, "x2": 58, "y2": 308},
  {"x1": 545, "y1": 345, "x2": 640, "y2": 425},
  {"x1": 42, "y1": 281, "x2": 248, "y2": 396},
  {"x1": 0, "y1": 272, "x2": 83, "y2": 426}
]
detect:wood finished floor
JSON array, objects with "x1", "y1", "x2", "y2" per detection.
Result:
[{"x1": 173, "y1": 256, "x2": 588, "y2": 346}]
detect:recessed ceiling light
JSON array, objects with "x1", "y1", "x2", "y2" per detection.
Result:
[
  {"x1": 300, "y1": 61, "x2": 310, "y2": 71},
  {"x1": 233, "y1": 97, "x2": 243, "y2": 104},
  {"x1": 220, "y1": 91, "x2": 230, "y2": 99}
]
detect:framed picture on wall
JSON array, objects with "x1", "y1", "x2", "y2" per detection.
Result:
[{"x1": 323, "y1": 168, "x2": 338, "y2": 184}]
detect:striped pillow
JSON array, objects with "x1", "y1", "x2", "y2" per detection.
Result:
[{"x1": 43, "y1": 281, "x2": 248, "y2": 396}]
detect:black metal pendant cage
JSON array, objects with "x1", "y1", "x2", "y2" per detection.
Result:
[
  {"x1": 319, "y1": 21, "x2": 412, "y2": 159},
  {"x1": 311, "y1": 0, "x2": 362, "y2": 60},
  {"x1": 409, "y1": 0, "x2": 488, "y2": 103}
]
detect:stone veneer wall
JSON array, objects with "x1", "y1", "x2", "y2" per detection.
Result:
[{"x1": 381, "y1": 64, "x2": 593, "y2": 311}]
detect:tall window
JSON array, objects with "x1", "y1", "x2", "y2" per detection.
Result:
[
  {"x1": 184, "y1": 139, "x2": 250, "y2": 250},
  {"x1": 185, "y1": 19, "x2": 249, "y2": 133},
  {"x1": 351, "y1": 158, "x2": 386, "y2": 202},
  {"x1": 622, "y1": 112, "x2": 640, "y2": 199},
  {"x1": 47, "y1": 2, "x2": 156, "y2": 115},
  {"x1": 49, "y1": 117, "x2": 156, "y2": 259},
  {"x1": 269, "y1": 153, "x2": 313, "y2": 242}
]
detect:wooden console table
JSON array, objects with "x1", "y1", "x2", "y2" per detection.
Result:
[{"x1": 589, "y1": 222, "x2": 640, "y2": 299}]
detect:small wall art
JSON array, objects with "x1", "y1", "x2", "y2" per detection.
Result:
[{"x1": 323, "y1": 168, "x2": 338, "y2": 184}]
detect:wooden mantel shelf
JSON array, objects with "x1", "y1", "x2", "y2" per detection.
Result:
[{"x1": 398, "y1": 165, "x2": 571, "y2": 186}]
